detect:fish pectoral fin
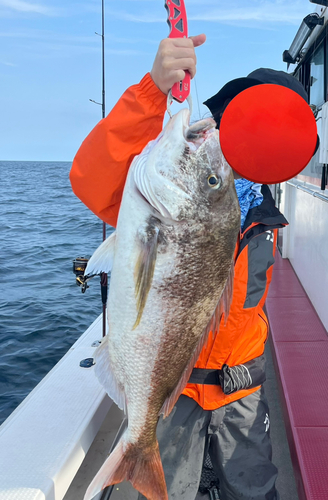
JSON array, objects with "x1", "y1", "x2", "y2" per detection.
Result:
[
  {"x1": 94, "y1": 335, "x2": 127, "y2": 414},
  {"x1": 84, "y1": 437, "x2": 167, "y2": 500},
  {"x1": 133, "y1": 219, "x2": 161, "y2": 329},
  {"x1": 85, "y1": 231, "x2": 116, "y2": 276}
]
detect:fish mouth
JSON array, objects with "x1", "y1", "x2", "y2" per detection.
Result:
[{"x1": 184, "y1": 113, "x2": 217, "y2": 151}]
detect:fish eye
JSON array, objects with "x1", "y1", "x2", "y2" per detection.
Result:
[{"x1": 207, "y1": 174, "x2": 221, "y2": 188}]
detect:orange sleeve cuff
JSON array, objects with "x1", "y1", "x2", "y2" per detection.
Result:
[{"x1": 70, "y1": 73, "x2": 167, "y2": 227}]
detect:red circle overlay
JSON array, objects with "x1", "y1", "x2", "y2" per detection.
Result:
[{"x1": 219, "y1": 84, "x2": 318, "y2": 184}]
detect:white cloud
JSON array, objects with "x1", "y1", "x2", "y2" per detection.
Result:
[
  {"x1": 0, "y1": 29, "x2": 157, "y2": 47},
  {"x1": 0, "y1": 59, "x2": 17, "y2": 66},
  {"x1": 0, "y1": 28, "x2": 150, "y2": 60},
  {"x1": 0, "y1": 0, "x2": 57, "y2": 15},
  {"x1": 111, "y1": 0, "x2": 311, "y2": 25},
  {"x1": 189, "y1": 4, "x2": 310, "y2": 24},
  {"x1": 107, "y1": 49, "x2": 146, "y2": 55},
  {"x1": 111, "y1": 11, "x2": 162, "y2": 23}
]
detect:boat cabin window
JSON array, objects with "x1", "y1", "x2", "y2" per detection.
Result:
[{"x1": 309, "y1": 43, "x2": 325, "y2": 107}]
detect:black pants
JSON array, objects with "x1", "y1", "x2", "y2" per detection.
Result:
[{"x1": 138, "y1": 388, "x2": 279, "y2": 500}]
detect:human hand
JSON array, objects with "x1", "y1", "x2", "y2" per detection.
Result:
[{"x1": 150, "y1": 34, "x2": 206, "y2": 95}]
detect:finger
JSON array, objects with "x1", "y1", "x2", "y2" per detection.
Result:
[
  {"x1": 167, "y1": 58, "x2": 196, "y2": 78},
  {"x1": 167, "y1": 47, "x2": 197, "y2": 61},
  {"x1": 173, "y1": 69, "x2": 186, "y2": 83},
  {"x1": 190, "y1": 34, "x2": 206, "y2": 47},
  {"x1": 171, "y1": 37, "x2": 195, "y2": 49},
  {"x1": 157, "y1": 42, "x2": 195, "y2": 66},
  {"x1": 170, "y1": 66, "x2": 195, "y2": 80}
]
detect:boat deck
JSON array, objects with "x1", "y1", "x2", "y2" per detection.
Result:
[{"x1": 63, "y1": 339, "x2": 299, "y2": 500}]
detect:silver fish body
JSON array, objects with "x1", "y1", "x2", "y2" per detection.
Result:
[{"x1": 84, "y1": 109, "x2": 240, "y2": 500}]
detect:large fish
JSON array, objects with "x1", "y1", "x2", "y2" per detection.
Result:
[{"x1": 84, "y1": 108, "x2": 240, "y2": 500}]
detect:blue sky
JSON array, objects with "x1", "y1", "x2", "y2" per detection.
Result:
[{"x1": 0, "y1": 0, "x2": 313, "y2": 161}]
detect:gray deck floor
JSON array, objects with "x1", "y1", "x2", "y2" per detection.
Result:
[
  {"x1": 64, "y1": 340, "x2": 299, "y2": 500},
  {"x1": 264, "y1": 341, "x2": 299, "y2": 500}
]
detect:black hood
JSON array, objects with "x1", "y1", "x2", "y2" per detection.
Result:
[{"x1": 204, "y1": 67, "x2": 308, "y2": 121}]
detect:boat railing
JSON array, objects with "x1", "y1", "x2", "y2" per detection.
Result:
[{"x1": 287, "y1": 179, "x2": 328, "y2": 203}]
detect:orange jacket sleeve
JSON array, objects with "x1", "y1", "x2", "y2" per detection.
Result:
[{"x1": 70, "y1": 73, "x2": 167, "y2": 227}]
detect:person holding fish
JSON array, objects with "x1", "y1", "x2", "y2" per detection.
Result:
[{"x1": 69, "y1": 34, "x2": 314, "y2": 500}]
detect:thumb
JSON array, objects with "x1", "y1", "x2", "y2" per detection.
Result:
[{"x1": 190, "y1": 34, "x2": 206, "y2": 48}]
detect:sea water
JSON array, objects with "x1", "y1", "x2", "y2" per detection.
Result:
[{"x1": 0, "y1": 161, "x2": 112, "y2": 424}]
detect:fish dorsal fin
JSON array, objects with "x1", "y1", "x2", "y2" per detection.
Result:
[
  {"x1": 219, "y1": 259, "x2": 234, "y2": 325},
  {"x1": 160, "y1": 261, "x2": 235, "y2": 418},
  {"x1": 205, "y1": 260, "x2": 234, "y2": 339},
  {"x1": 85, "y1": 231, "x2": 116, "y2": 276},
  {"x1": 133, "y1": 219, "x2": 161, "y2": 329},
  {"x1": 160, "y1": 322, "x2": 211, "y2": 419},
  {"x1": 94, "y1": 335, "x2": 127, "y2": 414}
]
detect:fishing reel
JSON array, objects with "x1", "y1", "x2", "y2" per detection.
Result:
[{"x1": 72, "y1": 257, "x2": 96, "y2": 293}]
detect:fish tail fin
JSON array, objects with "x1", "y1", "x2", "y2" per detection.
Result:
[{"x1": 84, "y1": 438, "x2": 168, "y2": 500}]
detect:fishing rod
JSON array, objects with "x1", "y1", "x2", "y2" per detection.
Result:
[
  {"x1": 99, "y1": 0, "x2": 108, "y2": 340},
  {"x1": 73, "y1": 0, "x2": 107, "y2": 340}
]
